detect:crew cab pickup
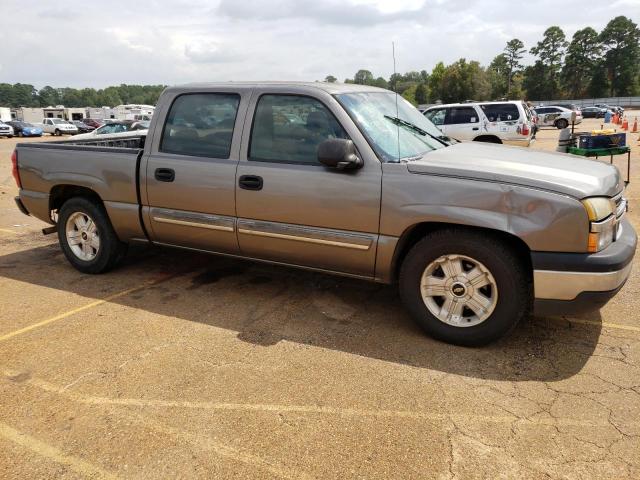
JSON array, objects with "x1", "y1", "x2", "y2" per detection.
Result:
[{"x1": 12, "y1": 82, "x2": 636, "y2": 346}]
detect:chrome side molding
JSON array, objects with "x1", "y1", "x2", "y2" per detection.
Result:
[
  {"x1": 151, "y1": 207, "x2": 234, "y2": 232},
  {"x1": 237, "y1": 219, "x2": 373, "y2": 251}
]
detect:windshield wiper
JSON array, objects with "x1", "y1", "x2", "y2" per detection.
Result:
[{"x1": 383, "y1": 115, "x2": 451, "y2": 147}]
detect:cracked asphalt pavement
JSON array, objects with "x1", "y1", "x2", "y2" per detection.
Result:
[{"x1": 1, "y1": 117, "x2": 639, "y2": 479}]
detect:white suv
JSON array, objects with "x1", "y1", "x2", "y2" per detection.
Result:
[
  {"x1": 38, "y1": 118, "x2": 78, "y2": 136},
  {"x1": 423, "y1": 101, "x2": 534, "y2": 146},
  {"x1": 532, "y1": 106, "x2": 583, "y2": 129}
]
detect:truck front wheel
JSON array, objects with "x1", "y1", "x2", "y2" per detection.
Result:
[
  {"x1": 57, "y1": 197, "x2": 127, "y2": 274},
  {"x1": 399, "y1": 228, "x2": 530, "y2": 346}
]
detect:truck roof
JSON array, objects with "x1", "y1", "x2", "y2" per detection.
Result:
[{"x1": 166, "y1": 82, "x2": 387, "y2": 95}]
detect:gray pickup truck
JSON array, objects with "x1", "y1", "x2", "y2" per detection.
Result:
[{"x1": 12, "y1": 82, "x2": 636, "y2": 346}]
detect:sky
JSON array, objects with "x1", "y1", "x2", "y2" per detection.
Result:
[{"x1": 1, "y1": 0, "x2": 639, "y2": 89}]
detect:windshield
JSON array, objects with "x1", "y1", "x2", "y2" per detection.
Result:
[
  {"x1": 51, "y1": 119, "x2": 66, "y2": 124},
  {"x1": 336, "y1": 91, "x2": 449, "y2": 162}
]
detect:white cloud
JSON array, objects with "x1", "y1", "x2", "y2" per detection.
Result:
[{"x1": 0, "y1": 0, "x2": 637, "y2": 88}]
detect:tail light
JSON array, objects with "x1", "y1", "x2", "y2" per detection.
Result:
[
  {"x1": 11, "y1": 149, "x2": 21, "y2": 188},
  {"x1": 520, "y1": 124, "x2": 530, "y2": 136}
]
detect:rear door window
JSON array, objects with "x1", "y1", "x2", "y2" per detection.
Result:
[
  {"x1": 444, "y1": 107, "x2": 478, "y2": 125},
  {"x1": 479, "y1": 103, "x2": 520, "y2": 122},
  {"x1": 161, "y1": 93, "x2": 240, "y2": 159}
]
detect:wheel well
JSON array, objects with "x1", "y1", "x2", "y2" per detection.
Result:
[
  {"x1": 391, "y1": 222, "x2": 532, "y2": 283},
  {"x1": 473, "y1": 135, "x2": 502, "y2": 144},
  {"x1": 49, "y1": 185, "x2": 103, "y2": 218}
]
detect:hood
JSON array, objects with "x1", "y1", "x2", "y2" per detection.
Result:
[{"x1": 406, "y1": 142, "x2": 623, "y2": 199}]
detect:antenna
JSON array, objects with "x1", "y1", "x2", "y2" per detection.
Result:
[{"x1": 392, "y1": 41, "x2": 400, "y2": 162}]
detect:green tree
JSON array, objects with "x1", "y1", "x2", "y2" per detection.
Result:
[
  {"x1": 522, "y1": 61, "x2": 548, "y2": 100},
  {"x1": 401, "y1": 85, "x2": 418, "y2": 105},
  {"x1": 415, "y1": 83, "x2": 429, "y2": 104},
  {"x1": 353, "y1": 69, "x2": 374, "y2": 85},
  {"x1": 562, "y1": 27, "x2": 601, "y2": 98},
  {"x1": 324, "y1": 75, "x2": 337, "y2": 83},
  {"x1": 599, "y1": 16, "x2": 640, "y2": 96},
  {"x1": 37, "y1": 86, "x2": 61, "y2": 107},
  {"x1": 504, "y1": 39, "x2": 526, "y2": 96},
  {"x1": 588, "y1": 61, "x2": 610, "y2": 97},
  {"x1": 530, "y1": 26, "x2": 568, "y2": 99},
  {"x1": 488, "y1": 54, "x2": 509, "y2": 99},
  {"x1": 428, "y1": 62, "x2": 446, "y2": 102}
]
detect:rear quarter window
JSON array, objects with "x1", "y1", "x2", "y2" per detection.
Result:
[{"x1": 479, "y1": 103, "x2": 520, "y2": 122}]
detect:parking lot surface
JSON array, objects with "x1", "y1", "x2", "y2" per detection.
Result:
[{"x1": 1, "y1": 117, "x2": 639, "y2": 479}]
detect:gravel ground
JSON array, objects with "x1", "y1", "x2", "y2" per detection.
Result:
[{"x1": 0, "y1": 115, "x2": 639, "y2": 479}]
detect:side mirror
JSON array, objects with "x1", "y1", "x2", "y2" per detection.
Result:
[{"x1": 317, "y1": 139, "x2": 363, "y2": 170}]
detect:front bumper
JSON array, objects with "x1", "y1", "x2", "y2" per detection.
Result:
[{"x1": 532, "y1": 218, "x2": 636, "y2": 316}]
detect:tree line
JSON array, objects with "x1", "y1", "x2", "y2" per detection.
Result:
[
  {"x1": 0, "y1": 84, "x2": 166, "y2": 108},
  {"x1": 330, "y1": 15, "x2": 639, "y2": 104}
]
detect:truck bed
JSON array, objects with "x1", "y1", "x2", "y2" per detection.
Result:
[{"x1": 15, "y1": 135, "x2": 146, "y2": 240}]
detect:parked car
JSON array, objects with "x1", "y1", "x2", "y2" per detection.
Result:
[
  {"x1": 72, "y1": 120, "x2": 149, "y2": 140},
  {"x1": 6, "y1": 121, "x2": 43, "y2": 137},
  {"x1": 38, "y1": 118, "x2": 78, "y2": 136},
  {"x1": 532, "y1": 106, "x2": 582, "y2": 129},
  {"x1": 0, "y1": 121, "x2": 15, "y2": 138},
  {"x1": 72, "y1": 121, "x2": 95, "y2": 133},
  {"x1": 423, "y1": 101, "x2": 534, "y2": 146},
  {"x1": 12, "y1": 82, "x2": 635, "y2": 346},
  {"x1": 82, "y1": 118, "x2": 103, "y2": 129},
  {"x1": 595, "y1": 104, "x2": 624, "y2": 115},
  {"x1": 581, "y1": 106, "x2": 607, "y2": 118},
  {"x1": 550, "y1": 103, "x2": 581, "y2": 113}
]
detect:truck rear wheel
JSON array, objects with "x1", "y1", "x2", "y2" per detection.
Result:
[
  {"x1": 57, "y1": 197, "x2": 127, "y2": 274},
  {"x1": 399, "y1": 228, "x2": 530, "y2": 346}
]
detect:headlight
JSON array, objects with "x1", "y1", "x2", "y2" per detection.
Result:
[
  {"x1": 582, "y1": 197, "x2": 614, "y2": 222},
  {"x1": 582, "y1": 197, "x2": 616, "y2": 252}
]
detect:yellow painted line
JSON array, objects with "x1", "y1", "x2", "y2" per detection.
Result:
[
  {"x1": 12, "y1": 371, "x2": 635, "y2": 430},
  {"x1": 546, "y1": 316, "x2": 640, "y2": 333},
  {"x1": 0, "y1": 421, "x2": 119, "y2": 479},
  {"x1": 0, "y1": 274, "x2": 174, "y2": 343},
  {"x1": 5, "y1": 372, "x2": 310, "y2": 480},
  {"x1": 0, "y1": 228, "x2": 18, "y2": 235}
]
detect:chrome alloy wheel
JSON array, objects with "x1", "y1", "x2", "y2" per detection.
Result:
[
  {"x1": 420, "y1": 254, "x2": 498, "y2": 327},
  {"x1": 66, "y1": 212, "x2": 100, "y2": 261}
]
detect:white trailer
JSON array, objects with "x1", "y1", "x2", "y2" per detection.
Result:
[
  {"x1": 115, "y1": 104, "x2": 155, "y2": 121},
  {"x1": 0, "y1": 107, "x2": 11, "y2": 122},
  {"x1": 13, "y1": 108, "x2": 45, "y2": 123},
  {"x1": 64, "y1": 108, "x2": 86, "y2": 121},
  {"x1": 86, "y1": 107, "x2": 117, "y2": 120}
]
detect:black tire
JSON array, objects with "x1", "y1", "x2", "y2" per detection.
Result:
[
  {"x1": 399, "y1": 228, "x2": 531, "y2": 347},
  {"x1": 54, "y1": 129, "x2": 61, "y2": 136},
  {"x1": 555, "y1": 119, "x2": 568, "y2": 129},
  {"x1": 7, "y1": 135, "x2": 12, "y2": 138},
  {"x1": 57, "y1": 197, "x2": 127, "y2": 274}
]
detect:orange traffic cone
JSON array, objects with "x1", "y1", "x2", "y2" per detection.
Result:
[
  {"x1": 632, "y1": 117, "x2": 638, "y2": 133},
  {"x1": 622, "y1": 117, "x2": 628, "y2": 131}
]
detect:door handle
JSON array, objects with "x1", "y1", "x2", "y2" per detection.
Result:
[
  {"x1": 238, "y1": 175, "x2": 263, "y2": 191},
  {"x1": 472, "y1": 127, "x2": 479, "y2": 131},
  {"x1": 155, "y1": 168, "x2": 175, "y2": 182}
]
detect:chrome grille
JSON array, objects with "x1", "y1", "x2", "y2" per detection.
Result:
[{"x1": 613, "y1": 190, "x2": 627, "y2": 241}]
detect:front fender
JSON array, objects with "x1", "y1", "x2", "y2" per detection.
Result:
[{"x1": 380, "y1": 165, "x2": 590, "y2": 253}]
